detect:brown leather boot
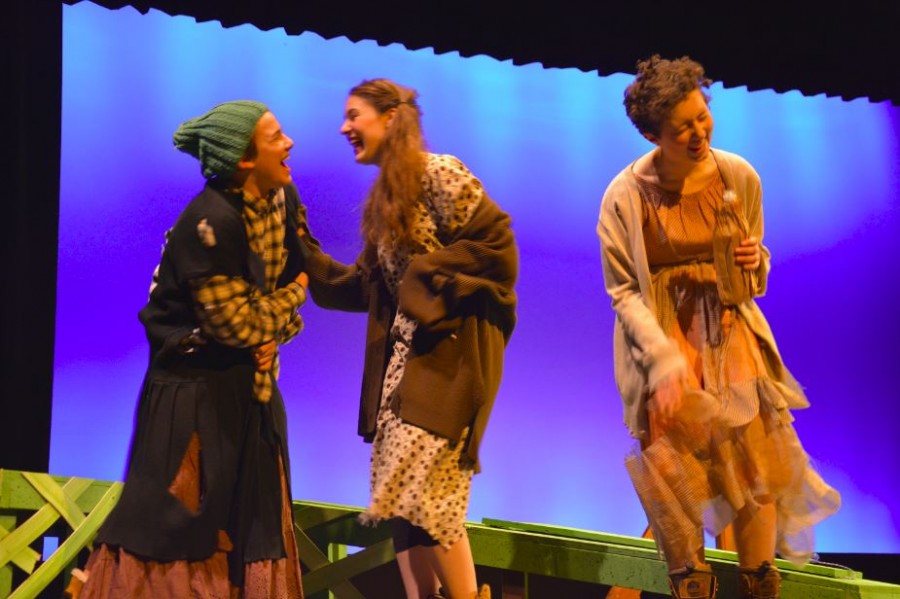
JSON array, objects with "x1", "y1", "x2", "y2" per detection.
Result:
[
  {"x1": 668, "y1": 563, "x2": 718, "y2": 599},
  {"x1": 738, "y1": 561, "x2": 781, "y2": 599}
]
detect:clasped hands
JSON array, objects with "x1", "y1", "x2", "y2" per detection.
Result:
[{"x1": 253, "y1": 270, "x2": 308, "y2": 372}]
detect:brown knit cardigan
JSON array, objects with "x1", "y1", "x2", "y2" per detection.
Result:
[{"x1": 291, "y1": 185, "x2": 518, "y2": 471}]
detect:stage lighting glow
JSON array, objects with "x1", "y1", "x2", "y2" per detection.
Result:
[{"x1": 54, "y1": 1, "x2": 900, "y2": 552}]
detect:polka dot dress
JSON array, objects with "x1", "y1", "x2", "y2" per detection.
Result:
[{"x1": 359, "y1": 154, "x2": 484, "y2": 548}]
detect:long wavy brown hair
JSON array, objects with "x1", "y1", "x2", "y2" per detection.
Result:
[
  {"x1": 623, "y1": 55, "x2": 712, "y2": 137},
  {"x1": 350, "y1": 79, "x2": 427, "y2": 248}
]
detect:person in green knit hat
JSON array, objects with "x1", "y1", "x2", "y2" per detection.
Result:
[{"x1": 71, "y1": 101, "x2": 309, "y2": 598}]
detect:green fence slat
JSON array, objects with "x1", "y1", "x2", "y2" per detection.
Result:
[
  {"x1": 0, "y1": 514, "x2": 17, "y2": 599},
  {"x1": 470, "y1": 523, "x2": 900, "y2": 599},
  {"x1": 296, "y1": 524, "x2": 333, "y2": 570},
  {"x1": 1, "y1": 471, "x2": 119, "y2": 514},
  {"x1": 1, "y1": 472, "x2": 898, "y2": 599},
  {"x1": 294, "y1": 525, "x2": 365, "y2": 599},
  {"x1": 21, "y1": 473, "x2": 87, "y2": 531},
  {"x1": 0, "y1": 477, "x2": 93, "y2": 572},
  {"x1": 9, "y1": 481, "x2": 122, "y2": 599},
  {"x1": 294, "y1": 502, "x2": 363, "y2": 530},
  {"x1": 326, "y1": 542, "x2": 349, "y2": 599},
  {"x1": 0, "y1": 562, "x2": 11, "y2": 599},
  {"x1": 482, "y1": 517, "x2": 659, "y2": 550},
  {"x1": 481, "y1": 518, "x2": 865, "y2": 582},
  {"x1": 0, "y1": 522, "x2": 41, "y2": 574},
  {"x1": 301, "y1": 538, "x2": 394, "y2": 597}
]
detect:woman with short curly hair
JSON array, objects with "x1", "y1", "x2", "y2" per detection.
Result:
[{"x1": 597, "y1": 56, "x2": 840, "y2": 599}]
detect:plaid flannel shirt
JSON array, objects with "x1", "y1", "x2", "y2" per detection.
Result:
[{"x1": 190, "y1": 187, "x2": 305, "y2": 402}]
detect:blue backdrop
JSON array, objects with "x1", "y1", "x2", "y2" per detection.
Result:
[{"x1": 51, "y1": 2, "x2": 900, "y2": 552}]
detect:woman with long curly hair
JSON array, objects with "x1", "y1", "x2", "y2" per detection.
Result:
[
  {"x1": 597, "y1": 56, "x2": 840, "y2": 599},
  {"x1": 297, "y1": 78, "x2": 517, "y2": 599}
]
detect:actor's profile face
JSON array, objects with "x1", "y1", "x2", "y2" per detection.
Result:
[
  {"x1": 339, "y1": 95, "x2": 394, "y2": 166},
  {"x1": 249, "y1": 111, "x2": 294, "y2": 193},
  {"x1": 648, "y1": 88, "x2": 714, "y2": 163}
]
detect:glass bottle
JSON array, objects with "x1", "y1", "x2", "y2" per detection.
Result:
[{"x1": 712, "y1": 189, "x2": 753, "y2": 305}]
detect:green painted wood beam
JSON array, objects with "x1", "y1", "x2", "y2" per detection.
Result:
[
  {"x1": 8, "y1": 481, "x2": 122, "y2": 599},
  {"x1": 0, "y1": 514, "x2": 16, "y2": 599},
  {"x1": 0, "y1": 470, "x2": 117, "y2": 513},
  {"x1": 474, "y1": 519, "x2": 900, "y2": 599},
  {"x1": 0, "y1": 521, "x2": 42, "y2": 575},
  {"x1": 470, "y1": 523, "x2": 669, "y2": 593},
  {"x1": 1, "y1": 472, "x2": 898, "y2": 599},
  {"x1": 295, "y1": 499, "x2": 368, "y2": 530},
  {"x1": 294, "y1": 524, "x2": 365, "y2": 599},
  {"x1": 20, "y1": 473, "x2": 89, "y2": 532},
  {"x1": 293, "y1": 500, "x2": 392, "y2": 549},
  {"x1": 0, "y1": 477, "x2": 95, "y2": 574},
  {"x1": 484, "y1": 517, "x2": 861, "y2": 579},
  {"x1": 301, "y1": 538, "x2": 395, "y2": 596}
]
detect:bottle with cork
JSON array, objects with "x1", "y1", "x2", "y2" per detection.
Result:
[{"x1": 712, "y1": 188, "x2": 753, "y2": 305}]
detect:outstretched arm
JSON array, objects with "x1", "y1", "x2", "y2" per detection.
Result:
[{"x1": 189, "y1": 270, "x2": 307, "y2": 348}]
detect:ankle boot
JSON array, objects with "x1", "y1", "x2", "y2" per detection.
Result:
[
  {"x1": 428, "y1": 584, "x2": 490, "y2": 599},
  {"x1": 668, "y1": 563, "x2": 718, "y2": 599},
  {"x1": 738, "y1": 561, "x2": 781, "y2": 599}
]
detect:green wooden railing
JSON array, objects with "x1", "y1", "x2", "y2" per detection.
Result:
[
  {"x1": 0, "y1": 471, "x2": 122, "y2": 599},
  {"x1": 469, "y1": 519, "x2": 900, "y2": 598},
  {"x1": 2, "y1": 469, "x2": 899, "y2": 598}
]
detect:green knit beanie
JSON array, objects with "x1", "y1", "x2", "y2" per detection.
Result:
[{"x1": 173, "y1": 100, "x2": 269, "y2": 180}]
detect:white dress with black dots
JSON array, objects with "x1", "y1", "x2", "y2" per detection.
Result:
[{"x1": 359, "y1": 153, "x2": 484, "y2": 548}]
